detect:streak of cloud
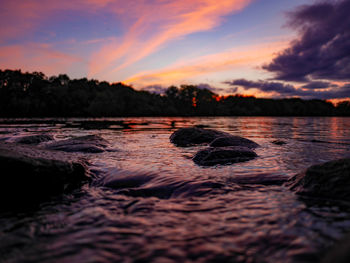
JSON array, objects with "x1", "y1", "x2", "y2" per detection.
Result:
[
  {"x1": 124, "y1": 41, "x2": 287, "y2": 87},
  {"x1": 88, "y1": 0, "x2": 253, "y2": 78}
]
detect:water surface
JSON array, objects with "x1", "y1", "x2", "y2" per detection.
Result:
[{"x1": 1, "y1": 117, "x2": 350, "y2": 263}]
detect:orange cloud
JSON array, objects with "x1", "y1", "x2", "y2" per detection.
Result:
[
  {"x1": 88, "y1": 0, "x2": 254, "y2": 78},
  {"x1": 124, "y1": 40, "x2": 288, "y2": 87}
]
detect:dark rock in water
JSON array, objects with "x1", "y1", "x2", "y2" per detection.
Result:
[
  {"x1": 0, "y1": 142, "x2": 90, "y2": 205},
  {"x1": 45, "y1": 135, "x2": 108, "y2": 153},
  {"x1": 272, "y1": 140, "x2": 287, "y2": 145},
  {"x1": 284, "y1": 158, "x2": 350, "y2": 200},
  {"x1": 170, "y1": 127, "x2": 231, "y2": 147},
  {"x1": 14, "y1": 134, "x2": 54, "y2": 144},
  {"x1": 210, "y1": 136, "x2": 259, "y2": 149},
  {"x1": 193, "y1": 146, "x2": 257, "y2": 166}
]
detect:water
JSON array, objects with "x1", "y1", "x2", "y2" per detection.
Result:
[{"x1": 1, "y1": 117, "x2": 350, "y2": 263}]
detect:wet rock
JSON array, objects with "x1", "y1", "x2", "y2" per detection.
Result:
[
  {"x1": 45, "y1": 135, "x2": 108, "y2": 153},
  {"x1": 0, "y1": 142, "x2": 90, "y2": 204},
  {"x1": 170, "y1": 127, "x2": 231, "y2": 147},
  {"x1": 272, "y1": 140, "x2": 287, "y2": 145},
  {"x1": 284, "y1": 158, "x2": 350, "y2": 200},
  {"x1": 193, "y1": 146, "x2": 257, "y2": 166},
  {"x1": 14, "y1": 134, "x2": 54, "y2": 144},
  {"x1": 210, "y1": 136, "x2": 259, "y2": 149}
]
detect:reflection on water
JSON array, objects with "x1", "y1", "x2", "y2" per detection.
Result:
[{"x1": 0, "y1": 117, "x2": 350, "y2": 263}]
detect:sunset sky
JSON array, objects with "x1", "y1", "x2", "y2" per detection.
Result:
[{"x1": 0, "y1": 0, "x2": 349, "y2": 99}]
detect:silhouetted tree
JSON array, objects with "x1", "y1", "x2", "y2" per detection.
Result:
[{"x1": 0, "y1": 69, "x2": 348, "y2": 117}]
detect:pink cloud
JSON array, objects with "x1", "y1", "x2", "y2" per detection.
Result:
[
  {"x1": 0, "y1": 0, "x2": 123, "y2": 41},
  {"x1": 88, "y1": 0, "x2": 254, "y2": 78},
  {"x1": 0, "y1": 44, "x2": 81, "y2": 76},
  {"x1": 0, "y1": 0, "x2": 254, "y2": 79}
]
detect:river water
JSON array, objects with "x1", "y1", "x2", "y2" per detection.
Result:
[{"x1": 1, "y1": 117, "x2": 350, "y2": 263}]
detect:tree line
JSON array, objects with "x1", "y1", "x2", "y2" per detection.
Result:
[{"x1": 0, "y1": 69, "x2": 349, "y2": 117}]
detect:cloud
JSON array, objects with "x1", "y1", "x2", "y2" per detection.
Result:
[
  {"x1": 225, "y1": 78, "x2": 350, "y2": 100},
  {"x1": 88, "y1": 0, "x2": 253, "y2": 78},
  {"x1": 197, "y1": 83, "x2": 238, "y2": 94},
  {"x1": 301, "y1": 81, "x2": 334, "y2": 90},
  {"x1": 225, "y1": 79, "x2": 297, "y2": 95},
  {"x1": 124, "y1": 40, "x2": 287, "y2": 87},
  {"x1": 142, "y1": 85, "x2": 167, "y2": 94},
  {"x1": 0, "y1": 0, "x2": 254, "y2": 83},
  {"x1": 263, "y1": 0, "x2": 350, "y2": 82}
]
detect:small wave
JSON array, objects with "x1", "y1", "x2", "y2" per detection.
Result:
[{"x1": 94, "y1": 169, "x2": 236, "y2": 199}]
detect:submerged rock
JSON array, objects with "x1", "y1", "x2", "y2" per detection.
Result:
[
  {"x1": 193, "y1": 146, "x2": 257, "y2": 166},
  {"x1": 170, "y1": 127, "x2": 232, "y2": 147},
  {"x1": 45, "y1": 134, "x2": 108, "y2": 153},
  {"x1": 0, "y1": 142, "x2": 90, "y2": 204},
  {"x1": 284, "y1": 158, "x2": 350, "y2": 200},
  {"x1": 14, "y1": 134, "x2": 54, "y2": 144},
  {"x1": 271, "y1": 140, "x2": 287, "y2": 145},
  {"x1": 209, "y1": 136, "x2": 259, "y2": 149}
]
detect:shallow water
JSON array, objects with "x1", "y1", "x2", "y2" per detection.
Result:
[{"x1": 1, "y1": 117, "x2": 350, "y2": 263}]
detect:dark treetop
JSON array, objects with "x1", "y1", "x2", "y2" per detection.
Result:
[{"x1": 0, "y1": 69, "x2": 349, "y2": 117}]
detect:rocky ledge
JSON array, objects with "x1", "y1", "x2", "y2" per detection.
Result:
[
  {"x1": 0, "y1": 141, "x2": 91, "y2": 204},
  {"x1": 284, "y1": 158, "x2": 350, "y2": 201}
]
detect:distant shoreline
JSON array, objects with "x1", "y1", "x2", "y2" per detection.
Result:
[{"x1": 1, "y1": 69, "x2": 350, "y2": 117}]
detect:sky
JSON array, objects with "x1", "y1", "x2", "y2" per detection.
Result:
[{"x1": 0, "y1": 0, "x2": 349, "y2": 100}]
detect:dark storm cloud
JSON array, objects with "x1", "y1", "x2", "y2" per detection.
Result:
[
  {"x1": 301, "y1": 81, "x2": 333, "y2": 90},
  {"x1": 224, "y1": 79, "x2": 297, "y2": 95},
  {"x1": 225, "y1": 79, "x2": 350, "y2": 99},
  {"x1": 263, "y1": 0, "x2": 350, "y2": 82}
]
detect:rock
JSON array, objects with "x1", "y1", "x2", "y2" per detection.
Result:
[
  {"x1": 44, "y1": 135, "x2": 108, "y2": 153},
  {"x1": 170, "y1": 127, "x2": 232, "y2": 147},
  {"x1": 210, "y1": 136, "x2": 259, "y2": 149},
  {"x1": 0, "y1": 142, "x2": 90, "y2": 204},
  {"x1": 14, "y1": 134, "x2": 54, "y2": 144},
  {"x1": 284, "y1": 158, "x2": 350, "y2": 200},
  {"x1": 193, "y1": 146, "x2": 257, "y2": 166},
  {"x1": 271, "y1": 140, "x2": 287, "y2": 145}
]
